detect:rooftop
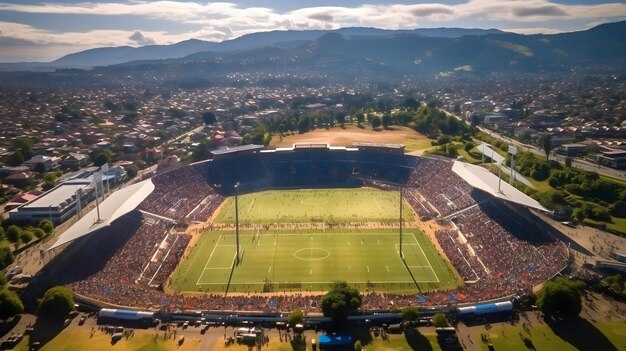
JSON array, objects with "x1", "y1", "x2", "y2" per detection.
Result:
[
  {"x1": 22, "y1": 182, "x2": 91, "y2": 209},
  {"x1": 452, "y1": 161, "x2": 549, "y2": 212}
]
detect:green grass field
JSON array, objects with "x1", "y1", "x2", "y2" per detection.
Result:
[
  {"x1": 214, "y1": 188, "x2": 415, "y2": 224},
  {"x1": 170, "y1": 228, "x2": 458, "y2": 294}
]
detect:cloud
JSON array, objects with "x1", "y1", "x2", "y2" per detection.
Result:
[
  {"x1": 129, "y1": 30, "x2": 155, "y2": 45},
  {"x1": 1, "y1": 1, "x2": 624, "y2": 27},
  {"x1": 513, "y1": 5, "x2": 567, "y2": 18},
  {"x1": 0, "y1": 0, "x2": 625, "y2": 61}
]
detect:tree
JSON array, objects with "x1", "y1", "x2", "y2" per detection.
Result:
[
  {"x1": 288, "y1": 309, "x2": 304, "y2": 327},
  {"x1": 321, "y1": 281, "x2": 362, "y2": 323},
  {"x1": 32, "y1": 228, "x2": 46, "y2": 239},
  {"x1": 298, "y1": 117, "x2": 311, "y2": 134},
  {"x1": 403, "y1": 97, "x2": 420, "y2": 110},
  {"x1": 370, "y1": 116, "x2": 382, "y2": 130},
  {"x1": 536, "y1": 277, "x2": 583, "y2": 318},
  {"x1": 192, "y1": 142, "x2": 212, "y2": 162},
  {"x1": 0, "y1": 226, "x2": 4, "y2": 241},
  {"x1": 382, "y1": 114, "x2": 393, "y2": 129},
  {"x1": 39, "y1": 219, "x2": 54, "y2": 235},
  {"x1": 39, "y1": 286, "x2": 75, "y2": 319},
  {"x1": 6, "y1": 151, "x2": 24, "y2": 167},
  {"x1": 0, "y1": 245, "x2": 14, "y2": 271},
  {"x1": 565, "y1": 157, "x2": 572, "y2": 168},
  {"x1": 6, "y1": 225, "x2": 21, "y2": 243},
  {"x1": 122, "y1": 112, "x2": 139, "y2": 124},
  {"x1": 401, "y1": 306, "x2": 419, "y2": 322},
  {"x1": 604, "y1": 275, "x2": 625, "y2": 294},
  {"x1": 431, "y1": 313, "x2": 448, "y2": 327},
  {"x1": 42, "y1": 181, "x2": 56, "y2": 191},
  {"x1": 464, "y1": 142, "x2": 474, "y2": 152},
  {"x1": 19, "y1": 230, "x2": 33, "y2": 245},
  {"x1": 538, "y1": 134, "x2": 554, "y2": 161},
  {"x1": 202, "y1": 111, "x2": 217, "y2": 125},
  {"x1": 93, "y1": 152, "x2": 111, "y2": 167},
  {"x1": 0, "y1": 289, "x2": 23, "y2": 321},
  {"x1": 335, "y1": 112, "x2": 346, "y2": 126},
  {"x1": 126, "y1": 165, "x2": 139, "y2": 179},
  {"x1": 12, "y1": 137, "x2": 34, "y2": 160},
  {"x1": 168, "y1": 108, "x2": 187, "y2": 119},
  {"x1": 103, "y1": 98, "x2": 118, "y2": 112},
  {"x1": 356, "y1": 113, "x2": 365, "y2": 126}
]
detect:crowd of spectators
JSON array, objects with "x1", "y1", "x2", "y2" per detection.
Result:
[
  {"x1": 406, "y1": 158, "x2": 477, "y2": 217},
  {"x1": 428, "y1": 200, "x2": 569, "y2": 305},
  {"x1": 139, "y1": 166, "x2": 216, "y2": 221},
  {"x1": 435, "y1": 229, "x2": 483, "y2": 282},
  {"x1": 187, "y1": 194, "x2": 224, "y2": 222},
  {"x1": 68, "y1": 213, "x2": 190, "y2": 306}
]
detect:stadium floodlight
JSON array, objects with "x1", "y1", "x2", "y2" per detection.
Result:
[
  {"x1": 399, "y1": 186, "x2": 404, "y2": 260},
  {"x1": 235, "y1": 182, "x2": 240, "y2": 265}
]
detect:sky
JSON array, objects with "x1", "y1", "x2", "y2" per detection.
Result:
[{"x1": 0, "y1": 0, "x2": 625, "y2": 62}]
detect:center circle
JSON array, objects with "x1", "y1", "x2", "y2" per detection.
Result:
[{"x1": 293, "y1": 248, "x2": 331, "y2": 261}]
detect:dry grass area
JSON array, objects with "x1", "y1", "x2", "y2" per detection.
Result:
[{"x1": 270, "y1": 125, "x2": 431, "y2": 152}]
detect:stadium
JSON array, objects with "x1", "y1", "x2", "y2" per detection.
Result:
[{"x1": 37, "y1": 143, "x2": 569, "y2": 313}]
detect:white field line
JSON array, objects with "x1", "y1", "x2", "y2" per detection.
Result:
[
  {"x1": 413, "y1": 233, "x2": 440, "y2": 283},
  {"x1": 196, "y1": 279, "x2": 437, "y2": 285}
]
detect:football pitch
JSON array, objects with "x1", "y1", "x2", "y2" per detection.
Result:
[
  {"x1": 214, "y1": 188, "x2": 415, "y2": 224},
  {"x1": 170, "y1": 228, "x2": 458, "y2": 294}
]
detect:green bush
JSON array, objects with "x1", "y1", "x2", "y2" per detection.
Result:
[{"x1": 38, "y1": 286, "x2": 75, "y2": 319}]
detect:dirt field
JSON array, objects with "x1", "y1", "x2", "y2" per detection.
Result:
[{"x1": 269, "y1": 125, "x2": 432, "y2": 152}]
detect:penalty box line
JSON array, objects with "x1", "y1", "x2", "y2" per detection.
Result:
[
  {"x1": 395, "y1": 235, "x2": 440, "y2": 284},
  {"x1": 196, "y1": 234, "x2": 235, "y2": 285}
]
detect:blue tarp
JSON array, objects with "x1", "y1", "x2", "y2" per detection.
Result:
[
  {"x1": 457, "y1": 301, "x2": 513, "y2": 316},
  {"x1": 318, "y1": 334, "x2": 352, "y2": 346}
]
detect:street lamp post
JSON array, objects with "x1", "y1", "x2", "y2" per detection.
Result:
[{"x1": 234, "y1": 182, "x2": 240, "y2": 265}]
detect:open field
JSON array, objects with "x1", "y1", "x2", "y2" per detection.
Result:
[
  {"x1": 215, "y1": 188, "x2": 415, "y2": 224},
  {"x1": 170, "y1": 228, "x2": 458, "y2": 294},
  {"x1": 11, "y1": 328, "x2": 203, "y2": 351},
  {"x1": 269, "y1": 125, "x2": 432, "y2": 152}
]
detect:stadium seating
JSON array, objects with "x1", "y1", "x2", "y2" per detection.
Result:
[{"x1": 42, "y1": 149, "x2": 569, "y2": 312}]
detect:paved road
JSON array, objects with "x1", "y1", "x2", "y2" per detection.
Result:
[{"x1": 477, "y1": 126, "x2": 626, "y2": 179}]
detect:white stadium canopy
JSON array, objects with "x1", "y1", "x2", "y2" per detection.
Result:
[
  {"x1": 48, "y1": 179, "x2": 155, "y2": 251},
  {"x1": 452, "y1": 161, "x2": 550, "y2": 213}
]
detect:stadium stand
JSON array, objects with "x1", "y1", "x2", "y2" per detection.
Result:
[{"x1": 34, "y1": 148, "x2": 569, "y2": 312}]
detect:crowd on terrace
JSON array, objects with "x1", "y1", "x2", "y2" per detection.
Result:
[
  {"x1": 435, "y1": 201, "x2": 569, "y2": 298},
  {"x1": 406, "y1": 158, "x2": 479, "y2": 218},
  {"x1": 138, "y1": 165, "x2": 220, "y2": 221},
  {"x1": 68, "y1": 214, "x2": 190, "y2": 304}
]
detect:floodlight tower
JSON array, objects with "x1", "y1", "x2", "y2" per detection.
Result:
[
  {"x1": 399, "y1": 186, "x2": 404, "y2": 259},
  {"x1": 234, "y1": 182, "x2": 240, "y2": 265},
  {"x1": 508, "y1": 145, "x2": 517, "y2": 185}
]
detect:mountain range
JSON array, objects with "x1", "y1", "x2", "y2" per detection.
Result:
[
  {"x1": 0, "y1": 27, "x2": 505, "y2": 71},
  {"x1": 0, "y1": 21, "x2": 624, "y2": 85}
]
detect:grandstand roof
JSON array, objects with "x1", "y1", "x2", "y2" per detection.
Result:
[
  {"x1": 48, "y1": 179, "x2": 155, "y2": 251},
  {"x1": 210, "y1": 144, "x2": 264, "y2": 156},
  {"x1": 452, "y1": 161, "x2": 550, "y2": 212}
]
